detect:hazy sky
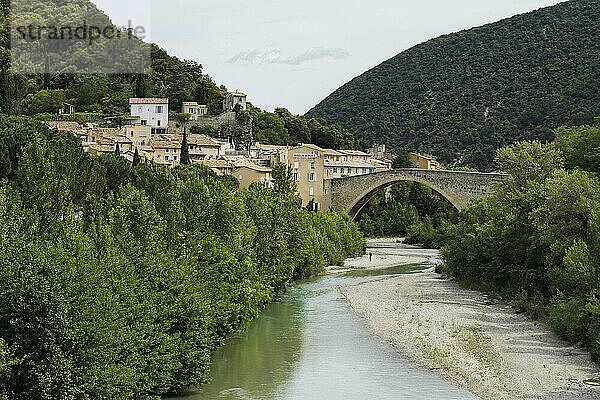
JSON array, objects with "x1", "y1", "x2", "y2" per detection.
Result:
[{"x1": 93, "y1": 0, "x2": 564, "y2": 114}]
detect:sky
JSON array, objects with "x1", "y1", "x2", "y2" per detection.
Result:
[{"x1": 92, "y1": 0, "x2": 565, "y2": 114}]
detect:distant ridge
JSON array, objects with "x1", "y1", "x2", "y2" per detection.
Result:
[{"x1": 306, "y1": 0, "x2": 600, "y2": 170}]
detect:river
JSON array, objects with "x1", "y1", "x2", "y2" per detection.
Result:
[{"x1": 169, "y1": 248, "x2": 477, "y2": 400}]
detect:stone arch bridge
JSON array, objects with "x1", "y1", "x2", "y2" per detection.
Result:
[{"x1": 327, "y1": 169, "x2": 507, "y2": 218}]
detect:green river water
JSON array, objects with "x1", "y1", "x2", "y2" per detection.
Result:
[{"x1": 170, "y1": 261, "x2": 477, "y2": 400}]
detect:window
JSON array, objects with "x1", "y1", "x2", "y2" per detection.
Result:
[
  {"x1": 333, "y1": 167, "x2": 338, "y2": 173},
  {"x1": 165, "y1": 149, "x2": 170, "y2": 153},
  {"x1": 310, "y1": 162, "x2": 316, "y2": 169},
  {"x1": 156, "y1": 106, "x2": 164, "y2": 113},
  {"x1": 164, "y1": 156, "x2": 169, "y2": 161},
  {"x1": 340, "y1": 168, "x2": 345, "y2": 174},
  {"x1": 141, "y1": 120, "x2": 147, "y2": 126},
  {"x1": 309, "y1": 172, "x2": 316, "y2": 182},
  {"x1": 157, "y1": 120, "x2": 161, "y2": 127},
  {"x1": 309, "y1": 187, "x2": 314, "y2": 196},
  {"x1": 348, "y1": 169, "x2": 352, "y2": 175},
  {"x1": 293, "y1": 173, "x2": 299, "y2": 181},
  {"x1": 138, "y1": 106, "x2": 142, "y2": 113},
  {"x1": 189, "y1": 108, "x2": 195, "y2": 114},
  {"x1": 140, "y1": 131, "x2": 148, "y2": 137},
  {"x1": 173, "y1": 156, "x2": 178, "y2": 161},
  {"x1": 293, "y1": 162, "x2": 299, "y2": 169}
]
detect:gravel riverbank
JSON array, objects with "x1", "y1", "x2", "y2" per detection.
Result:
[{"x1": 339, "y1": 239, "x2": 600, "y2": 400}]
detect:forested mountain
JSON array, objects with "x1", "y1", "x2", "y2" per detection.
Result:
[{"x1": 307, "y1": 0, "x2": 600, "y2": 170}]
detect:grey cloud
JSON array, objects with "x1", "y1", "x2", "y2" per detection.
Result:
[{"x1": 227, "y1": 47, "x2": 350, "y2": 65}]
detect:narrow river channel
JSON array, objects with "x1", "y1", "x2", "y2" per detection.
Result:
[{"x1": 171, "y1": 258, "x2": 477, "y2": 400}]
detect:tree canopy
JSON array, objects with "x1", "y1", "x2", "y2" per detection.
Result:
[
  {"x1": 441, "y1": 122, "x2": 600, "y2": 361},
  {"x1": 0, "y1": 115, "x2": 365, "y2": 398}
]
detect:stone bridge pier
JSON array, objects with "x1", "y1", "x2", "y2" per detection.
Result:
[{"x1": 327, "y1": 169, "x2": 507, "y2": 218}]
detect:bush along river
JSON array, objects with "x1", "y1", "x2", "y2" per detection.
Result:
[{"x1": 169, "y1": 240, "x2": 476, "y2": 400}]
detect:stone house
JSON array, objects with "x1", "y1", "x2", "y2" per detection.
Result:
[
  {"x1": 223, "y1": 91, "x2": 247, "y2": 112},
  {"x1": 181, "y1": 101, "x2": 209, "y2": 120},
  {"x1": 186, "y1": 134, "x2": 222, "y2": 160}
]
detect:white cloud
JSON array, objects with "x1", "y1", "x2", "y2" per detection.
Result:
[{"x1": 227, "y1": 48, "x2": 350, "y2": 66}]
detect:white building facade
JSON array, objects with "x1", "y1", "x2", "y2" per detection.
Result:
[{"x1": 129, "y1": 98, "x2": 169, "y2": 132}]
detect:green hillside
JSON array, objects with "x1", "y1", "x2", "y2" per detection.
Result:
[
  {"x1": 0, "y1": 0, "x2": 227, "y2": 117},
  {"x1": 307, "y1": 0, "x2": 600, "y2": 170}
]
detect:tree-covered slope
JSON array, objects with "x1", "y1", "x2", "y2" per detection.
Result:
[
  {"x1": 307, "y1": 0, "x2": 600, "y2": 170},
  {"x1": 0, "y1": 0, "x2": 226, "y2": 116}
]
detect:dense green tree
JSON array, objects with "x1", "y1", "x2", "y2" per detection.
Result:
[
  {"x1": 392, "y1": 152, "x2": 413, "y2": 169},
  {"x1": 0, "y1": 115, "x2": 366, "y2": 398},
  {"x1": 251, "y1": 105, "x2": 289, "y2": 145},
  {"x1": 357, "y1": 180, "x2": 455, "y2": 240},
  {"x1": 28, "y1": 90, "x2": 66, "y2": 115},
  {"x1": 275, "y1": 108, "x2": 311, "y2": 143},
  {"x1": 554, "y1": 124, "x2": 600, "y2": 173},
  {"x1": 271, "y1": 163, "x2": 298, "y2": 198},
  {"x1": 441, "y1": 135, "x2": 600, "y2": 360},
  {"x1": 190, "y1": 125, "x2": 218, "y2": 136}
]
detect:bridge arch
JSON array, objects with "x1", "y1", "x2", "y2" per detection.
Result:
[{"x1": 328, "y1": 169, "x2": 506, "y2": 218}]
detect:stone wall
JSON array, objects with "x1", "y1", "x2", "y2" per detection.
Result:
[{"x1": 168, "y1": 112, "x2": 237, "y2": 134}]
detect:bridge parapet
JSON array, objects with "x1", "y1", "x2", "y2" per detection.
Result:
[{"x1": 329, "y1": 169, "x2": 507, "y2": 217}]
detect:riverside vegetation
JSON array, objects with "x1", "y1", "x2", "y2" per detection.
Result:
[
  {"x1": 0, "y1": 115, "x2": 365, "y2": 399},
  {"x1": 440, "y1": 118, "x2": 600, "y2": 361}
]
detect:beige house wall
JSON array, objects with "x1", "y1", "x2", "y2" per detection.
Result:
[
  {"x1": 123, "y1": 125, "x2": 152, "y2": 148},
  {"x1": 288, "y1": 145, "x2": 328, "y2": 211},
  {"x1": 409, "y1": 153, "x2": 440, "y2": 170},
  {"x1": 233, "y1": 166, "x2": 272, "y2": 189},
  {"x1": 153, "y1": 147, "x2": 181, "y2": 166},
  {"x1": 182, "y1": 102, "x2": 209, "y2": 120}
]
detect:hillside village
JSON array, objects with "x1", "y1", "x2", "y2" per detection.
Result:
[{"x1": 47, "y1": 92, "x2": 440, "y2": 210}]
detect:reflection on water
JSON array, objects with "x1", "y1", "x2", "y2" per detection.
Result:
[
  {"x1": 170, "y1": 264, "x2": 477, "y2": 400},
  {"x1": 342, "y1": 263, "x2": 429, "y2": 278}
]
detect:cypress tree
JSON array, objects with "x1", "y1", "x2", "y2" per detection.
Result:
[
  {"x1": 114, "y1": 143, "x2": 120, "y2": 156},
  {"x1": 132, "y1": 147, "x2": 141, "y2": 166},
  {"x1": 135, "y1": 74, "x2": 146, "y2": 98},
  {"x1": 180, "y1": 129, "x2": 191, "y2": 165}
]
